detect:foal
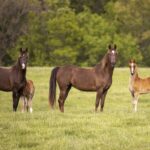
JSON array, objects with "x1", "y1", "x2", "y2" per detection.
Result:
[
  {"x1": 49, "y1": 44, "x2": 118, "y2": 112},
  {"x1": 129, "y1": 59, "x2": 150, "y2": 112},
  {"x1": 21, "y1": 80, "x2": 35, "y2": 113}
]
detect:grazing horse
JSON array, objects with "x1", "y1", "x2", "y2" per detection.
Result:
[
  {"x1": 21, "y1": 80, "x2": 35, "y2": 113},
  {"x1": 129, "y1": 59, "x2": 150, "y2": 112},
  {"x1": 0, "y1": 48, "x2": 28, "y2": 111},
  {"x1": 49, "y1": 44, "x2": 118, "y2": 112}
]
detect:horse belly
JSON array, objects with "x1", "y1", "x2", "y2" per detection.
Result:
[
  {"x1": 0, "y1": 76, "x2": 12, "y2": 92},
  {"x1": 136, "y1": 80, "x2": 150, "y2": 94},
  {"x1": 72, "y1": 77, "x2": 96, "y2": 91}
]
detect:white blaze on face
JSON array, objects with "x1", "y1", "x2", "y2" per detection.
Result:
[
  {"x1": 112, "y1": 50, "x2": 115, "y2": 54},
  {"x1": 22, "y1": 63, "x2": 26, "y2": 69},
  {"x1": 131, "y1": 63, "x2": 134, "y2": 74}
]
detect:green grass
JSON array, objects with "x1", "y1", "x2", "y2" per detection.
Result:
[{"x1": 0, "y1": 67, "x2": 150, "y2": 150}]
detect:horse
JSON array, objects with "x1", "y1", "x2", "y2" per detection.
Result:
[
  {"x1": 21, "y1": 80, "x2": 35, "y2": 113},
  {"x1": 0, "y1": 48, "x2": 28, "y2": 111},
  {"x1": 49, "y1": 44, "x2": 118, "y2": 112},
  {"x1": 129, "y1": 59, "x2": 150, "y2": 112}
]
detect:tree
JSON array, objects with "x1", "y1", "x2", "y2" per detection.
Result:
[
  {"x1": 69, "y1": 0, "x2": 112, "y2": 14},
  {"x1": 0, "y1": 0, "x2": 30, "y2": 65},
  {"x1": 106, "y1": 0, "x2": 150, "y2": 65}
]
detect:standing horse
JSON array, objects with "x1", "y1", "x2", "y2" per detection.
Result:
[
  {"x1": 0, "y1": 48, "x2": 28, "y2": 111},
  {"x1": 21, "y1": 80, "x2": 35, "y2": 113},
  {"x1": 49, "y1": 44, "x2": 118, "y2": 112},
  {"x1": 129, "y1": 59, "x2": 150, "y2": 112}
]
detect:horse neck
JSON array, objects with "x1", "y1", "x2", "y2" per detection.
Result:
[
  {"x1": 130, "y1": 68, "x2": 139, "y2": 83},
  {"x1": 95, "y1": 53, "x2": 114, "y2": 76},
  {"x1": 13, "y1": 60, "x2": 26, "y2": 82}
]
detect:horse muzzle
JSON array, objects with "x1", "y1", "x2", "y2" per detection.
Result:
[{"x1": 111, "y1": 62, "x2": 116, "y2": 67}]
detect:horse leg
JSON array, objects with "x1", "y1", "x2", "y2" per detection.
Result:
[
  {"x1": 28, "y1": 97, "x2": 33, "y2": 113},
  {"x1": 131, "y1": 92, "x2": 135, "y2": 111},
  {"x1": 58, "y1": 85, "x2": 71, "y2": 112},
  {"x1": 100, "y1": 90, "x2": 108, "y2": 112},
  {"x1": 95, "y1": 89, "x2": 103, "y2": 112},
  {"x1": 21, "y1": 96, "x2": 26, "y2": 113},
  {"x1": 12, "y1": 91, "x2": 20, "y2": 112},
  {"x1": 132, "y1": 93, "x2": 139, "y2": 112}
]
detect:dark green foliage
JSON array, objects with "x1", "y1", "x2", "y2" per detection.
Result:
[
  {"x1": 0, "y1": 0, "x2": 149, "y2": 66},
  {"x1": 0, "y1": 0, "x2": 29, "y2": 65}
]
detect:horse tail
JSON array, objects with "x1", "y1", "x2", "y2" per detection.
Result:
[{"x1": 49, "y1": 67, "x2": 60, "y2": 108}]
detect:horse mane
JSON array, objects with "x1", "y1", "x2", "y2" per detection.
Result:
[
  {"x1": 134, "y1": 64, "x2": 139, "y2": 78},
  {"x1": 12, "y1": 58, "x2": 20, "y2": 68},
  {"x1": 95, "y1": 52, "x2": 110, "y2": 70}
]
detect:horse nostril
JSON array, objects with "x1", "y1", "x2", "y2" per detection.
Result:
[{"x1": 111, "y1": 63, "x2": 115, "y2": 67}]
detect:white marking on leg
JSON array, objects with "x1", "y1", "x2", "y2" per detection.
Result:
[
  {"x1": 29, "y1": 107, "x2": 33, "y2": 113},
  {"x1": 134, "y1": 100, "x2": 138, "y2": 112}
]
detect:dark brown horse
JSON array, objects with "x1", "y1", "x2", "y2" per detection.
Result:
[
  {"x1": 0, "y1": 48, "x2": 28, "y2": 111},
  {"x1": 49, "y1": 44, "x2": 118, "y2": 112}
]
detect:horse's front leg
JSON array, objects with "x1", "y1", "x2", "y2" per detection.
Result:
[
  {"x1": 95, "y1": 88, "x2": 103, "y2": 112},
  {"x1": 132, "y1": 93, "x2": 139, "y2": 112},
  {"x1": 100, "y1": 90, "x2": 108, "y2": 112},
  {"x1": 12, "y1": 91, "x2": 20, "y2": 112}
]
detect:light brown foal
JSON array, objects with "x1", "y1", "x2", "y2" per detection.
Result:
[
  {"x1": 129, "y1": 59, "x2": 150, "y2": 112},
  {"x1": 21, "y1": 80, "x2": 35, "y2": 113}
]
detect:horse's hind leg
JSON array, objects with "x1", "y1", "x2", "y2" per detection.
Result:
[
  {"x1": 28, "y1": 98, "x2": 33, "y2": 113},
  {"x1": 21, "y1": 96, "x2": 26, "y2": 113},
  {"x1": 58, "y1": 85, "x2": 71, "y2": 112}
]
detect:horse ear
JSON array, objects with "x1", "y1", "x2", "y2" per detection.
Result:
[
  {"x1": 20, "y1": 48, "x2": 22, "y2": 53},
  {"x1": 114, "y1": 44, "x2": 117, "y2": 50},
  {"x1": 129, "y1": 60, "x2": 131, "y2": 66},
  {"x1": 108, "y1": 44, "x2": 111, "y2": 50},
  {"x1": 26, "y1": 48, "x2": 28, "y2": 52}
]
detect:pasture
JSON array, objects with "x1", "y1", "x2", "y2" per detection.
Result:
[{"x1": 0, "y1": 67, "x2": 150, "y2": 150}]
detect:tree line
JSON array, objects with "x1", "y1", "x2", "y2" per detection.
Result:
[{"x1": 0, "y1": 0, "x2": 149, "y2": 66}]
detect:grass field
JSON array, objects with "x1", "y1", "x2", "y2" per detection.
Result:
[{"x1": 0, "y1": 67, "x2": 150, "y2": 150}]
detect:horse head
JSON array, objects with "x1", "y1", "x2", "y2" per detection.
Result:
[
  {"x1": 108, "y1": 44, "x2": 118, "y2": 67},
  {"x1": 18, "y1": 48, "x2": 28, "y2": 70},
  {"x1": 129, "y1": 59, "x2": 136, "y2": 75}
]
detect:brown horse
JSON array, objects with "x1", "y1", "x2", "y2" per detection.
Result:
[
  {"x1": 21, "y1": 80, "x2": 35, "y2": 113},
  {"x1": 0, "y1": 48, "x2": 28, "y2": 111},
  {"x1": 49, "y1": 44, "x2": 118, "y2": 112},
  {"x1": 129, "y1": 59, "x2": 150, "y2": 112}
]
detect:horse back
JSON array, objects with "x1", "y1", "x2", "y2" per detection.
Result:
[{"x1": 56, "y1": 66, "x2": 105, "y2": 91}]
